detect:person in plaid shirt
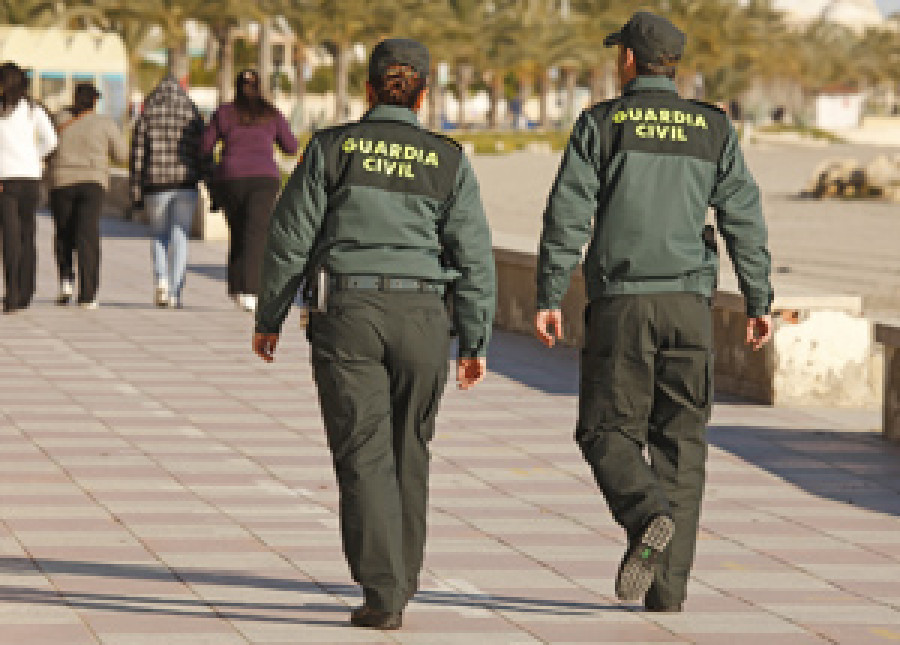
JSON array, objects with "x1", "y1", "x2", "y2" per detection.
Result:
[{"x1": 130, "y1": 75, "x2": 205, "y2": 308}]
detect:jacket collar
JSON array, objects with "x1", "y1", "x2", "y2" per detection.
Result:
[
  {"x1": 362, "y1": 104, "x2": 420, "y2": 126},
  {"x1": 623, "y1": 75, "x2": 679, "y2": 96}
]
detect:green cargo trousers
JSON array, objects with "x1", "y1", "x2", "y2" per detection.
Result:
[
  {"x1": 576, "y1": 293, "x2": 712, "y2": 608},
  {"x1": 306, "y1": 290, "x2": 450, "y2": 614}
]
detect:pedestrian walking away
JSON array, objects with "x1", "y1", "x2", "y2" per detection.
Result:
[
  {"x1": 0, "y1": 62, "x2": 58, "y2": 313},
  {"x1": 130, "y1": 75, "x2": 205, "y2": 309},
  {"x1": 534, "y1": 12, "x2": 774, "y2": 613},
  {"x1": 253, "y1": 38, "x2": 496, "y2": 630},
  {"x1": 202, "y1": 68, "x2": 298, "y2": 314},
  {"x1": 48, "y1": 83, "x2": 128, "y2": 309}
]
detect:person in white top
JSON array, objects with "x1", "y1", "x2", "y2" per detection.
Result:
[{"x1": 0, "y1": 63, "x2": 57, "y2": 313}]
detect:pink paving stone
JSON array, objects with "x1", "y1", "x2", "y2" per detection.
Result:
[
  {"x1": 83, "y1": 611, "x2": 238, "y2": 634},
  {"x1": 761, "y1": 549, "x2": 895, "y2": 565},
  {"x1": 402, "y1": 610, "x2": 535, "y2": 633},
  {"x1": 518, "y1": 619, "x2": 683, "y2": 643},
  {"x1": 729, "y1": 589, "x2": 865, "y2": 605},
  {"x1": 147, "y1": 539, "x2": 271, "y2": 554},
  {"x1": 30, "y1": 546, "x2": 157, "y2": 561},
  {"x1": 0, "y1": 624, "x2": 98, "y2": 645},
  {"x1": 802, "y1": 624, "x2": 900, "y2": 644},
  {"x1": 689, "y1": 634, "x2": 830, "y2": 645}
]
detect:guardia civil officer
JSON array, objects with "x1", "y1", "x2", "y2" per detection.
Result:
[
  {"x1": 535, "y1": 13, "x2": 773, "y2": 612},
  {"x1": 253, "y1": 39, "x2": 495, "y2": 630}
]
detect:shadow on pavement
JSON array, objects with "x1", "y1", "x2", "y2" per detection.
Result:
[
  {"x1": 187, "y1": 263, "x2": 228, "y2": 282},
  {"x1": 487, "y1": 330, "x2": 579, "y2": 396},
  {"x1": 708, "y1": 423, "x2": 900, "y2": 518},
  {"x1": 0, "y1": 557, "x2": 619, "y2": 620}
]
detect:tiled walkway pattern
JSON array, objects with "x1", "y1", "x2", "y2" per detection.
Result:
[{"x1": 1, "y1": 215, "x2": 899, "y2": 644}]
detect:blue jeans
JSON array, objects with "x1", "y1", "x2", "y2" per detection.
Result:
[{"x1": 145, "y1": 189, "x2": 198, "y2": 301}]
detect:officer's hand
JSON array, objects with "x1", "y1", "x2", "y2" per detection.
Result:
[
  {"x1": 535, "y1": 309, "x2": 563, "y2": 348},
  {"x1": 746, "y1": 315, "x2": 773, "y2": 351},
  {"x1": 457, "y1": 358, "x2": 487, "y2": 390},
  {"x1": 253, "y1": 333, "x2": 279, "y2": 363}
]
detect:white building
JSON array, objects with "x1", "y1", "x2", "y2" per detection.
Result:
[
  {"x1": 773, "y1": 0, "x2": 886, "y2": 32},
  {"x1": 0, "y1": 26, "x2": 129, "y2": 122}
]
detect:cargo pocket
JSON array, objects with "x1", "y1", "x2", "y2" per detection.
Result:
[{"x1": 657, "y1": 347, "x2": 710, "y2": 414}]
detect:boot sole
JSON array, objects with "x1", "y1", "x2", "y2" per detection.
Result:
[{"x1": 616, "y1": 515, "x2": 675, "y2": 602}]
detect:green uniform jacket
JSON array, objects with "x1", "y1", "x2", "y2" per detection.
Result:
[
  {"x1": 255, "y1": 104, "x2": 496, "y2": 358},
  {"x1": 537, "y1": 76, "x2": 773, "y2": 317}
]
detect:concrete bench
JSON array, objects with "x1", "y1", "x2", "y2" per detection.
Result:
[
  {"x1": 493, "y1": 239, "x2": 882, "y2": 408},
  {"x1": 876, "y1": 323, "x2": 900, "y2": 443}
]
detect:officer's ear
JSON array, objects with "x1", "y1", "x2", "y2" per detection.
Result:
[
  {"x1": 413, "y1": 87, "x2": 428, "y2": 112},
  {"x1": 365, "y1": 81, "x2": 377, "y2": 108}
]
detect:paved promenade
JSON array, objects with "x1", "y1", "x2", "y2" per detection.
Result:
[{"x1": 0, "y1": 213, "x2": 898, "y2": 644}]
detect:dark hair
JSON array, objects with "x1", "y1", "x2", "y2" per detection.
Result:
[
  {"x1": 68, "y1": 84, "x2": 100, "y2": 117},
  {"x1": 371, "y1": 65, "x2": 426, "y2": 109},
  {"x1": 636, "y1": 55, "x2": 678, "y2": 79},
  {"x1": 233, "y1": 69, "x2": 278, "y2": 126},
  {"x1": 0, "y1": 62, "x2": 31, "y2": 113}
]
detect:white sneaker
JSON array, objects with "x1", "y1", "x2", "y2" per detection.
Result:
[
  {"x1": 57, "y1": 279, "x2": 73, "y2": 305},
  {"x1": 169, "y1": 295, "x2": 183, "y2": 309},
  {"x1": 79, "y1": 300, "x2": 99, "y2": 310},
  {"x1": 155, "y1": 280, "x2": 169, "y2": 307},
  {"x1": 239, "y1": 294, "x2": 257, "y2": 313}
]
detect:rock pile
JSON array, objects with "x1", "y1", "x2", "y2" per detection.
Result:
[{"x1": 803, "y1": 155, "x2": 900, "y2": 201}]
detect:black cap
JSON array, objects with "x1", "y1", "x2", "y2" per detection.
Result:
[
  {"x1": 369, "y1": 39, "x2": 429, "y2": 82},
  {"x1": 604, "y1": 12, "x2": 685, "y2": 65},
  {"x1": 74, "y1": 82, "x2": 101, "y2": 100}
]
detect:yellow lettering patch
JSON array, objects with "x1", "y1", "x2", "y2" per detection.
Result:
[
  {"x1": 610, "y1": 106, "x2": 710, "y2": 143},
  {"x1": 341, "y1": 137, "x2": 437, "y2": 179}
]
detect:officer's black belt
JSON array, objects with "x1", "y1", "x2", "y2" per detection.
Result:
[{"x1": 330, "y1": 275, "x2": 443, "y2": 294}]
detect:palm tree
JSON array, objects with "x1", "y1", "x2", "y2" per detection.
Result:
[
  {"x1": 280, "y1": 0, "x2": 396, "y2": 123},
  {"x1": 0, "y1": 0, "x2": 57, "y2": 25}
]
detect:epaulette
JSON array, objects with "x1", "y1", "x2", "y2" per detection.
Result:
[
  {"x1": 429, "y1": 130, "x2": 463, "y2": 151},
  {"x1": 688, "y1": 99, "x2": 727, "y2": 115}
]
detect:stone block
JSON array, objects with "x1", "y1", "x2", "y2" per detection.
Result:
[
  {"x1": 493, "y1": 245, "x2": 882, "y2": 408},
  {"x1": 875, "y1": 324, "x2": 900, "y2": 444}
]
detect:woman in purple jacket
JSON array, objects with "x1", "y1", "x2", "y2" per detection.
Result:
[{"x1": 202, "y1": 69, "x2": 298, "y2": 312}]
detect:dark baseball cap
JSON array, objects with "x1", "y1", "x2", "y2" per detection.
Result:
[
  {"x1": 604, "y1": 12, "x2": 685, "y2": 64},
  {"x1": 369, "y1": 39, "x2": 429, "y2": 81},
  {"x1": 74, "y1": 82, "x2": 101, "y2": 100}
]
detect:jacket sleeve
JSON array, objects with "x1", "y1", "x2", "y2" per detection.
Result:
[
  {"x1": 255, "y1": 137, "x2": 328, "y2": 334},
  {"x1": 439, "y1": 155, "x2": 496, "y2": 359},
  {"x1": 129, "y1": 114, "x2": 147, "y2": 205},
  {"x1": 33, "y1": 105, "x2": 58, "y2": 159},
  {"x1": 536, "y1": 111, "x2": 601, "y2": 310},
  {"x1": 108, "y1": 119, "x2": 129, "y2": 166},
  {"x1": 710, "y1": 124, "x2": 773, "y2": 317},
  {"x1": 200, "y1": 108, "x2": 221, "y2": 157},
  {"x1": 275, "y1": 111, "x2": 299, "y2": 156}
]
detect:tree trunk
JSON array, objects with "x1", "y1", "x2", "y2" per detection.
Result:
[
  {"x1": 564, "y1": 66, "x2": 577, "y2": 125},
  {"x1": 456, "y1": 63, "x2": 472, "y2": 130},
  {"x1": 167, "y1": 43, "x2": 190, "y2": 87},
  {"x1": 517, "y1": 71, "x2": 533, "y2": 129},
  {"x1": 487, "y1": 70, "x2": 503, "y2": 129},
  {"x1": 589, "y1": 66, "x2": 603, "y2": 105},
  {"x1": 604, "y1": 59, "x2": 617, "y2": 99},
  {"x1": 427, "y1": 64, "x2": 441, "y2": 129},
  {"x1": 538, "y1": 68, "x2": 550, "y2": 129},
  {"x1": 334, "y1": 43, "x2": 350, "y2": 123},
  {"x1": 258, "y1": 18, "x2": 274, "y2": 98},
  {"x1": 293, "y1": 43, "x2": 308, "y2": 130},
  {"x1": 216, "y1": 27, "x2": 235, "y2": 105}
]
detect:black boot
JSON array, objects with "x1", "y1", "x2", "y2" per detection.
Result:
[{"x1": 349, "y1": 605, "x2": 402, "y2": 630}]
